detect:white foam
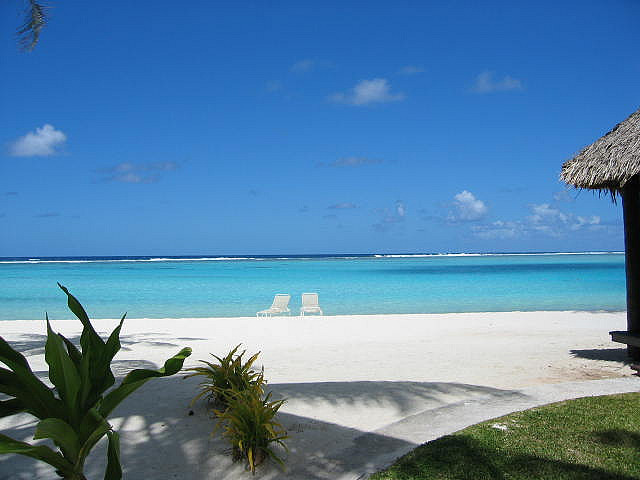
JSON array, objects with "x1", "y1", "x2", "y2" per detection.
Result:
[
  {"x1": 0, "y1": 251, "x2": 624, "y2": 264},
  {"x1": 374, "y1": 252, "x2": 623, "y2": 258},
  {"x1": 0, "y1": 257, "x2": 260, "y2": 264}
]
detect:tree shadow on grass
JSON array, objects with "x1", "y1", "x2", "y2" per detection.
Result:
[
  {"x1": 594, "y1": 429, "x2": 640, "y2": 449},
  {"x1": 386, "y1": 434, "x2": 639, "y2": 480}
]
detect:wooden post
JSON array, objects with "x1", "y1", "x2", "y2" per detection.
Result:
[{"x1": 622, "y1": 175, "x2": 640, "y2": 360}]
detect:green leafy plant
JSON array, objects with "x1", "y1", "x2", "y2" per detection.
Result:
[
  {"x1": 184, "y1": 344, "x2": 263, "y2": 408},
  {"x1": 214, "y1": 382, "x2": 288, "y2": 474},
  {"x1": 0, "y1": 283, "x2": 192, "y2": 480},
  {"x1": 187, "y1": 345, "x2": 289, "y2": 472}
]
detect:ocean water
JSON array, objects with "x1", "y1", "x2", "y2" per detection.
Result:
[{"x1": 0, "y1": 253, "x2": 626, "y2": 320}]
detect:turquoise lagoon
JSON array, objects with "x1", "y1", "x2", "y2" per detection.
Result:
[{"x1": 0, "y1": 253, "x2": 626, "y2": 320}]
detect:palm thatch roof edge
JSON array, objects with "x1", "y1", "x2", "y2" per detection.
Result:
[{"x1": 560, "y1": 107, "x2": 640, "y2": 197}]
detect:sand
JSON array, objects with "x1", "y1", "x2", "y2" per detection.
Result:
[{"x1": 0, "y1": 311, "x2": 638, "y2": 479}]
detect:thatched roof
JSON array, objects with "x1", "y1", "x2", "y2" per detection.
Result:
[{"x1": 561, "y1": 107, "x2": 640, "y2": 196}]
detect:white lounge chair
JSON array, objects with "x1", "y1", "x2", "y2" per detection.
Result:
[
  {"x1": 300, "y1": 293, "x2": 323, "y2": 316},
  {"x1": 257, "y1": 294, "x2": 291, "y2": 317}
]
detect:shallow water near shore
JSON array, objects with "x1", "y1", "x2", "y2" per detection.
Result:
[{"x1": 0, "y1": 253, "x2": 626, "y2": 320}]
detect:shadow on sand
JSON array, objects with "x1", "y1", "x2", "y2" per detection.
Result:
[
  {"x1": 0, "y1": 374, "x2": 532, "y2": 480},
  {"x1": 4, "y1": 331, "x2": 207, "y2": 357},
  {"x1": 570, "y1": 348, "x2": 633, "y2": 364}
]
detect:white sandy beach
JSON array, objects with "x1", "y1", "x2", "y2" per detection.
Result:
[{"x1": 1, "y1": 311, "x2": 638, "y2": 479}]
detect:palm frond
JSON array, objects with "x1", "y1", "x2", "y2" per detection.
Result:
[{"x1": 17, "y1": 0, "x2": 49, "y2": 52}]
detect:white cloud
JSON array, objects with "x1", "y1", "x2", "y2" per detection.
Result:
[
  {"x1": 441, "y1": 193, "x2": 603, "y2": 239},
  {"x1": 290, "y1": 59, "x2": 316, "y2": 73},
  {"x1": 553, "y1": 190, "x2": 575, "y2": 203},
  {"x1": 324, "y1": 156, "x2": 384, "y2": 167},
  {"x1": 472, "y1": 202, "x2": 607, "y2": 240},
  {"x1": 150, "y1": 161, "x2": 178, "y2": 171},
  {"x1": 449, "y1": 190, "x2": 488, "y2": 222},
  {"x1": 527, "y1": 203, "x2": 568, "y2": 225},
  {"x1": 100, "y1": 161, "x2": 178, "y2": 184},
  {"x1": 329, "y1": 78, "x2": 405, "y2": 106},
  {"x1": 329, "y1": 202, "x2": 357, "y2": 210},
  {"x1": 471, "y1": 70, "x2": 523, "y2": 94},
  {"x1": 113, "y1": 172, "x2": 153, "y2": 184},
  {"x1": 9, "y1": 124, "x2": 67, "y2": 157},
  {"x1": 266, "y1": 80, "x2": 283, "y2": 92},
  {"x1": 526, "y1": 203, "x2": 602, "y2": 235},
  {"x1": 473, "y1": 220, "x2": 521, "y2": 239},
  {"x1": 290, "y1": 59, "x2": 331, "y2": 74},
  {"x1": 372, "y1": 200, "x2": 407, "y2": 231},
  {"x1": 398, "y1": 65, "x2": 424, "y2": 75},
  {"x1": 571, "y1": 215, "x2": 602, "y2": 231}
]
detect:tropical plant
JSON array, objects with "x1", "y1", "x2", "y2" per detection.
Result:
[
  {"x1": 184, "y1": 344, "x2": 263, "y2": 409},
  {"x1": 214, "y1": 383, "x2": 288, "y2": 474},
  {"x1": 16, "y1": 0, "x2": 48, "y2": 51},
  {"x1": 0, "y1": 283, "x2": 192, "y2": 480}
]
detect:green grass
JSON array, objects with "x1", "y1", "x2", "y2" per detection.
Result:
[{"x1": 371, "y1": 393, "x2": 640, "y2": 480}]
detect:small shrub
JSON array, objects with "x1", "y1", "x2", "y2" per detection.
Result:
[
  {"x1": 184, "y1": 344, "x2": 263, "y2": 408},
  {"x1": 188, "y1": 345, "x2": 289, "y2": 473},
  {"x1": 0, "y1": 284, "x2": 191, "y2": 480},
  {"x1": 214, "y1": 383, "x2": 288, "y2": 474}
]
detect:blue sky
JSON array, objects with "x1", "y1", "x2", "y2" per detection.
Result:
[{"x1": 1, "y1": 0, "x2": 639, "y2": 256}]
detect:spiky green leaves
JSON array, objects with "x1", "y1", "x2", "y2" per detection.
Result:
[
  {"x1": 214, "y1": 387, "x2": 288, "y2": 473},
  {"x1": 185, "y1": 344, "x2": 263, "y2": 408},
  {"x1": 105, "y1": 431, "x2": 122, "y2": 480},
  {"x1": 189, "y1": 345, "x2": 288, "y2": 473},
  {"x1": 0, "y1": 284, "x2": 192, "y2": 479},
  {"x1": 0, "y1": 433, "x2": 74, "y2": 476},
  {"x1": 57, "y1": 283, "x2": 125, "y2": 411},
  {"x1": 45, "y1": 316, "x2": 81, "y2": 418},
  {"x1": 34, "y1": 418, "x2": 80, "y2": 463},
  {"x1": 100, "y1": 346, "x2": 192, "y2": 418},
  {"x1": 0, "y1": 336, "x2": 62, "y2": 419}
]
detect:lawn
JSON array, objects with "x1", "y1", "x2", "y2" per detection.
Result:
[{"x1": 371, "y1": 392, "x2": 640, "y2": 480}]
